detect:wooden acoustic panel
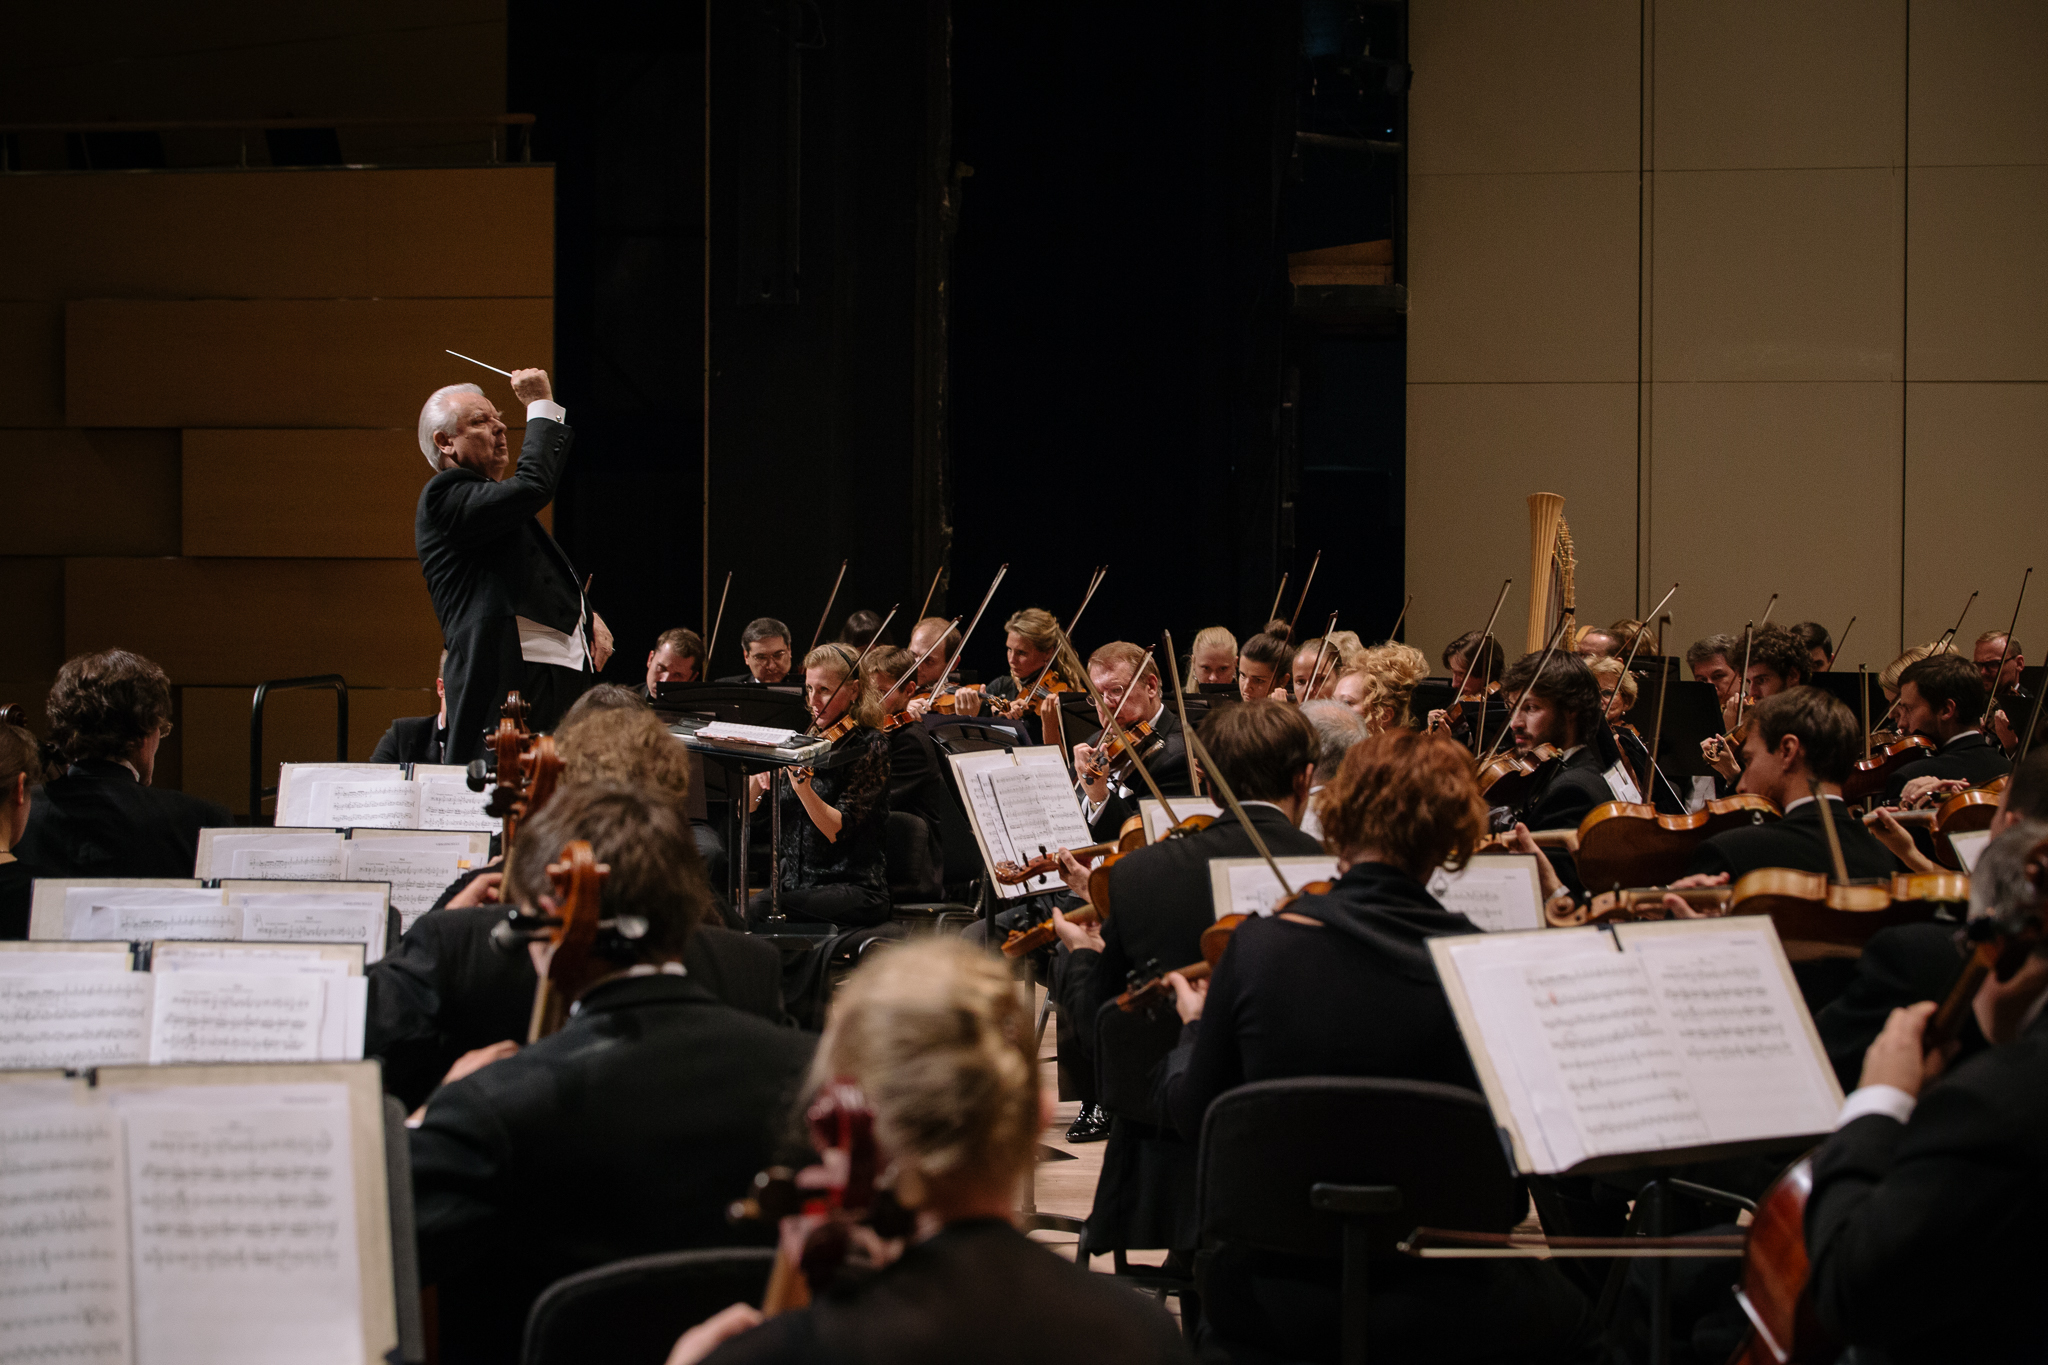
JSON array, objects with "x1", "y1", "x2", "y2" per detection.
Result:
[
  {"x1": 66, "y1": 298, "x2": 552, "y2": 428},
  {"x1": 64, "y1": 558, "x2": 443, "y2": 689},
  {"x1": 182, "y1": 427, "x2": 548, "y2": 557},
  {"x1": 0, "y1": 558, "x2": 66, "y2": 686},
  {"x1": 0, "y1": 168, "x2": 552, "y2": 302},
  {"x1": 2, "y1": 430, "x2": 180, "y2": 556},
  {"x1": 180, "y1": 685, "x2": 437, "y2": 817},
  {"x1": 0, "y1": 302, "x2": 63, "y2": 427}
]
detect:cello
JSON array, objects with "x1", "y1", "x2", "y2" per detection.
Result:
[{"x1": 486, "y1": 839, "x2": 652, "y2": 1041}]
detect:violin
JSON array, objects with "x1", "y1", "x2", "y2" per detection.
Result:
[
  {"x1": 1862, "y1": 776, "x2": 2005, "y2": 870},
  {"x1": 1429, "y1": 680, "x2": 1501, "y2": 735},
  {"x1": 469, "y1": 691, "x2": 564, "y2": 849},
  {"x1": 1550, "y1": 866, "x2": 1967, "y2": 954},
  {"x1": 485, "y1": 839, "x2": 649, "y2": 1041},
  {"x1": 1117, "y1": 880, "x2": 1335, "y2": 1012},
  {"x1": 1476, "y1": 743, "x2": 1561, "y2": 808},
  {"x1": 1841, "y1": 733, "x2": 1938, "y2": 803},
  {"x1": 789, "y1": 701, "x2": 866, "y2": 782},
  {"x1": 730, "y1": 1081, "x2": 916, "y2": 1315},
  {"x1": 1080, "y1": 718, "x2": 1156, "y2": 785},
  {"x1": 1727, "y1": 833, "x2": 2048, "y2": 1365},
  {"x1": 1572, "y1": 794, "x2": 1779, "y2": 892}
]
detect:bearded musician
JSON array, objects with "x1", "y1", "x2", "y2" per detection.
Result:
[{"x1": 1492, "y1": 650, "x2": 1624, "y2": 896}]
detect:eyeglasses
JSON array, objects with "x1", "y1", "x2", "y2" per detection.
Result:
[{"x1": 748, "y1": 649, "x2": 792, "y2": 663}]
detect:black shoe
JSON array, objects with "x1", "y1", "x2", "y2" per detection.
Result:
[{"x1": 1065, "y1": 1104, "x2": 1111, "y2": 1143}]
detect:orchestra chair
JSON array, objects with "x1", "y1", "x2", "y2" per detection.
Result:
[
  {"x1": 520, "y1": 1247, "x2": 774, "y2": 1365},
  {"x1": 1194, "y1": 1077, "x2": 1523, "y2": 1365},
  {"x1": 884, "y1": 811, "x2": 978, "y2": 935},
  {"x1": 1085, "y1": 999, "x2": 1200, "y2": 1314}
]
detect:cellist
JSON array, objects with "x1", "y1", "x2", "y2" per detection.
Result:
[{"x1": 1801, "y1": 820, "x2": 2048, "y2": 1363}]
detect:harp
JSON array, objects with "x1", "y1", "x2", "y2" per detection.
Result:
[{"x1": 1525, "y1": 492, "x2": 1577, "y2": 655}]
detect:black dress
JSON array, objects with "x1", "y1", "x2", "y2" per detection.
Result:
[
  {"x1": 0, "y1": 855, "x2": 30, "y2": 939},
  {"x1": 700, "y1": 1219, "x2": 1191, "y2": 1365},
  {"x1": 1159, "y1": 862, "x2": 1590, "y2": 1364},
  {"x1": 745, "y1": 726, "x2": 891, "y2": 929}
]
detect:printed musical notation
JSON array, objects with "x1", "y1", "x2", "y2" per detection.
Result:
[
  {"x1": 147, "y1": 975, "x2": 326, "y2": 1065},
  {"x1": 416, "y1": 778, "x2": 497, "y2": 833},
  {"x1": 341, "y1": 841, "x2": 465, "y2": 930},
  {"x1": 0, "y1": 1106, "x2": 134, "y2": 1365},
  {"x1": 0, "y1": 975, "x2": 153, "y2": 1069},
  {"x1": 235, "y1": 894, "x2": 386, "y2": 963},
  {"x1": 1526, "y1": 955, "x2": 1711, "y2": 1152},
  {"x1": 306, "y1": 782, "x2": 419, "y2": 831},
  {"x1": 64, "y1": 889, "x2": 238, "y2": 943}
]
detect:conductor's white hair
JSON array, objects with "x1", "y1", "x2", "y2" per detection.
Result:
[{"x1": 418, "y1": 383, "x2": 485, "y2": 472}]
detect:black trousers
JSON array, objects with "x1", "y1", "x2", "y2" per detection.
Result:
[{"x1": 744, "y1": 881, "x2": 889, "y2": 930}]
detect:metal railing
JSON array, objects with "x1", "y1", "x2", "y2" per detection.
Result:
[{"x1": 249, "y1": 675, "x2": 349, "y2": 826}]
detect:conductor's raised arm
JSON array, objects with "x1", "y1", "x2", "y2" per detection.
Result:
[{"x1": 420, "y1": 368, "x2": 573, "y2": 547}]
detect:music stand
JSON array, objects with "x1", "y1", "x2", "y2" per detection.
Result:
[{"x1": 1619, "y1": 669, "x2": 1725, "y2": 781}]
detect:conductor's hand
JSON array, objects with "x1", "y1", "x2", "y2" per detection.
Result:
[
  {"x1": 1858, "y1": 1001, "x2": 1947, "y2": 1098},
  {"x1": 509, "y1": 367, "x2": 553, "y2": 404},
  {"x1": 591, "y1": 613, "x2": 615, "y2": 671}
]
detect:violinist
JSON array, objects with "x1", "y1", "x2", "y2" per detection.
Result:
[
  {"x1": 744, "y1": 645, "x2": 893, "y2": 929},
  {"x1": 1154, "y1": 729, "x2": 1591, "y2": 1363},
  {"x1": 1791, "y1": 619, "x2": 1834, "y2": 673},
  {"x1": 983, "y1": 607, "x2": 1064, "y2": 734},
  {"x1": 718, "y1": 618, "x2": 796, "y2": 687},
  {"x1": 1686, "y1": 633, "x2": 1743, "y2": 713},
  {"x1": 1801, "y1": 820, "x2": 2048, "y2": 1363},
  {"x1": 862, "y1": 646, "x2": 950, "y2": 882},
  {"x1": 1362, "y1": 641, "x2": 1429, "y2": 725},
  {"x1": 837, "y1": 608, "x2": 894, "y2": 648},
  {"x1": 1071, "y1": 641, "x2": 1195, "y2": 841},
  {"x1": 1701, "y1": 625, "x2": 1811, "y2": 782},
  {"x1": 1588, "y1": 655, "x2": 1670, "y2": 808},
  {"x1": 901, "y1": 616, "x2": 979, "y2": 719},
  {"x1": 1878, "y1": 640, "x2": 1948, "y2": 704},
  {"x1": 1049, "y1": 702, "x2": 1325, "y2": 1262},
  {"x1": 644, "y1": 626, "x2": 706, "y2": 699},
  {"x1": 670, "y1": 940, "x2": 1192, "y2": 1365},
  {"x1": 1191, "y1": 625, "x2": 1238, "y2": 686},
  {"x1": 409, "y1": 782, "x2": 815, "y2": 1365},
  {"x1": 1573, "y1": 625, "x2": 1623, "y2": 659},
  {"x1": 1881, "y1": 653, "x2": 2011, "y2": 805},
  {"x1": 1236, "y1": 628, "x2": 1294, "y2": 702},
  {"x1": 1332, "y1": 665, "x2": 1381, "y2": 726},
  {"x1": 1287, "y1": 635, "x2": 1344, "y2": 703},
  {"x1": 1975, "y1": 629, "x2": 2037, "y2": 754},
  {"x1": 1296, "y1": 700, "x2": 1367, "y2": 841},
  {"x1": 1429, "y1": 629, "x2": 1507, "y2": 748},
  {"x1": 1495, "y1": 650, "x2": 1616, "y2": 894}
]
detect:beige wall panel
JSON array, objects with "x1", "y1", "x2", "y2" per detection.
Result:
[
  {"x1": 66, "y1": 299, "x2": 552, "y2": 428},
  {"x1": 0, "y1": 169, "x2": 552, "y2": 303},
  {"x1": 1647, "y1": 383, "x2": 1901, "y2": 671},
  {"x1": 182, "y1": 428, "x2": 548, "y2": 557},
  {"x1": 1409, "y1": 173, "x2": 1639, "y2": 383},
  {"x1": 64, "y1": 558, "x2": 441, "y2": 689},
  {"x1": 1902, "y1": 383, "x2": 2048, "y2": 653},
  {"x1": 1652, "y1": 168, "x2": 1902, "y2": 381},
  {"x1": 1909, "y1": 0, "x2": 2048, "y2": 166},
  {"x1": 1406, "y1": 383, "x2": 1639, "y2": 664},
  {"x1": 0, "y1": 430, "x2": 180, "y2": 556},
  {"x1": 1654, "y1": 0, "x2": 1904, "y2": 171},
  {"x1": 1408, "y1": 0, "x2": 1639, "y2": 174},
  {"x1": 0, "y1": 2, "x2": 503, "y2": 123},
  {"x1": 0, "y1": 558, "x2": 66, "y2": 685},
  {"x1": 1907, "y1": 165, "x2": 2048, "y2": 382},
  {"x1": 181, "y1": 685, "x2": 437, "y2": 818},
  {"x1": 0, "y1": 302, "x2": 64, "y2": 427}
]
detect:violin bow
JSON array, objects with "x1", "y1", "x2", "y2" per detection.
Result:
[
  {"x1": 1302, "y1": 611, "x2": 1341, "y2": 700},
  {"x1": 1757, "y1": 592, "x2": 1780, "y2": 630},
  {"x1": 1384, "y1": 594, "x2": 1413, "y2": 644},
  {"x1": 1160, "y1": 628, "x2": 1201, "y2": 795},
  {"x1": 1981, "y1": 567, "x2": 2032, "y2": 729},
  {"x1": 2020, "y1": 657, "x2": 2048, "y2": 763},
  {"x1": 1935, "y1": 589, "x2": 1979, "y2": 652},
  {"x1": 1463, "y1": 579, "x2": 1513, "y2": 748},
  {"x1": 1860, "y1": 664, "x2": 1873, "y2": 760},
  {"x1": 797, "y1": 603, "x2": 899, "y2": 744},
  {"x1": 1648, "y1": 641, "x2": 1672, "y2": 797},
  {"x1": 1826, "y1": 614, "x2": 1856, "y2": 671},
  {"x1": 706, "y1": 569, "x2": 733, "y2": 668},
  {"x1": 934, "y1": 563, "x2": 1008, "y2": 699},
  {"x1": 1181, "y1": 726, "x2": 1294, "y2": 900},
  {"x1": 914, "y1": 562, "x2": 945, "y2": 627},
  {"x1": 1039, "y1": 566, "x2": 1107, "y2": 695},
  {"x1": 1729, "y1": 620, "x2": 1756, "y2": 736},
  {"x1": 1267, "y1": 572, "x2": 1289, "y2": 629},
  {"x1": 1056, "y1": 631, "x2": 1181, "y2": 826},
  {"x1": 1474, "y1": 611, "x2": 1572, "y2": 772},
  {"x1": 809, "y1": 558, "x2": 850, "y2": 655},
  {"x1": 1807, "y1": 774, "x2": 1853, "y2": 886},
  {"x1": 1286, "y1": 550, "x2": 1322, "y2": 641},
  {"x1": 876, "y1": 615, "x2": 961, "y2": 711}
]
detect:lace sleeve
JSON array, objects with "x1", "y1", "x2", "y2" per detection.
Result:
[{"x1": 830, "y1": 729, "x2": 892, "y2": 831}]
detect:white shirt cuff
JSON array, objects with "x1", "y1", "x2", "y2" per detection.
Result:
[
  {"x1": 526, "y1": 398, "x2": 567, "y2": 424},
  {"x1": 1836, "y1": 1084, "x2": 1917, "y2": 1129}
]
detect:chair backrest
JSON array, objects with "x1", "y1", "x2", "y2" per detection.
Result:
[
  {"x1": 521, "y1": 1247, "x2": 775, "y2": 1365},
  {"x1": 883, "y1": 811, "x2": 944, "y2": 901},
  {"x1": 1197, "y1": 1077, "x2": 1523, "y2": 1262},
  {"x1": 1093, "y1": 998, "x2": 1185, "y2": 1122}
]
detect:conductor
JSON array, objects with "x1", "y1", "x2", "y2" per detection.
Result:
[{"x1": 415, "y1": 367, "x2": 613, "y2": 763}]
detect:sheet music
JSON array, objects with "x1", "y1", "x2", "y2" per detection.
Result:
[
  {"x1": 341, "y1": 839, "x2": 468, "y2": 932},
  {"x1": 414, "y1": 777, "x2": 497, "y2": 833},
  {"x1": 116, "y1": 1083, "x2": 365, "y2": 1365},
  {"x1": 0, "y1": 974, "x2": 153, "y2": 1069},
  {"x1": 201, "y1": 831, "x2": 346, "y2": 881},
  {"x1": 1427, "y1": 856, "x2": 1546, "y2": 932},
  {"x1": 0, "y1": 948, "x2": 133, "y2": 974},
  {"x1": 0, "y1": 1098, "x2": 134, "y2": 1365},
  {"x1": 231, "y1": 893, "x2": 388, "y2": 964},
  {"x1": 276, "y1": 764, "x2": 404, "y2": 828},
  {"x1": 1440, "y1": 922, "x2": 1838, "y2": 1174},
  {"x1": 150, "y1": 946, "x2": 351, "y2": 977},
  {"x1": 986, "y1": 767, "x2": 1093, "y2": 896},
  {"x1": 64, "y1": 889, "x2": 236, "y2": 942},
  {"x1": 1210, "y1": 857, "x2": 1340, "y2": 919},
  {"x1": 147, "y1": 973, "x2": 330, "y2": 1064},
  {"x1": 306, "y1": 781, "x2": 419, "y2": 831}
]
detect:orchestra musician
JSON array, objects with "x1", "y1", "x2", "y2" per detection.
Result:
[
  {"x1": 1882, "y1": 653, "x2": 2012, "y2": 805},
  {"x1": 1235, "y1": 627, "x2": 1294, "y2": 702},
  {"x1": 1702, "y1": 624, "x2": 1812, "y2": 781},
  {"x1": 408, "y1": 782, "x2": 814, "y2": 1365},
  {"x1": 1427, "y1": 629, "x2": 1508, "y2": 748},
  {"x1": 645, "y1": 626, "x2": 707, "y2": 698},
  {"x1": 719, "y1": 618, "x2": 795, "y2": 686},
  {"x1": 1296, "y1": 699, "x2": 1367, "y2": 841},
  {"x1": 1191, "y1": 625, "x2": 1238, "y2": 686},
  {"x1": 1156, "y1": 728, "x2": 1591, "y2": 1363},
  {"x1": 1878, "y1": 641, "x2": 1948, "y2": 705},
  {"x1": 1802, "y1": 819, "x2": 2048, "y2": 1363},
  {"x1": 1791, "y1": 619, "x2": 1834, "y2": 673},
  {"x1": 862, "y1": 646, "x2": 952, "y2": 881},
  {"x1": 1494, "y1": 650, "x2": 1617, "y2": 895},
  {"x1": 1686, "y1": 633, "x2": 1743, "y2": 714},
  {"x1": 1287, "y1": 636, "x2": 1343, "y2": 702},
  {"x1": 1573, "y1": 625, "x2": 1623, "y2": 659},
  {"x1": 669, "y1": 940, "x2": 1193, "y2": 1365},
  {"x1": 1974, "y1": 629, "x2": 2037, "y2": 754},
  {"x1": 1071, "y1": 641, "x2": 1196, "y2": 842},
  {"x1": 902, "y1": 615, "x2": 981, "y2": 719},
  {"x1": 744, "y1": 645, "x2": 893, "y2": 928},
  {"x1": 1049, "y1": 702, "x2": 1325, "y2": 1263},
  {"x1": 982, "y1": 607, "x2": 1063, "y2": 721},
  {"x1": 414, "y1": 369, "x2": 613, "y2": 761},
  {"x1": 0, "y1": 718, "x2": 41, "y2": 938},
  {"x1": 370, "y1": 651, "x2": 450, "y2": 764}
]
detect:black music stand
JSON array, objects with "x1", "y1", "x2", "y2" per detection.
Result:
[{"x1": 1619, "y1": 670, "x2": 1724, "y2": 782}]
